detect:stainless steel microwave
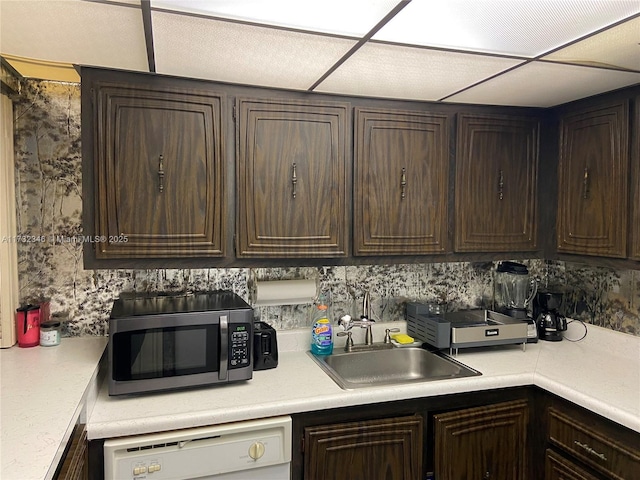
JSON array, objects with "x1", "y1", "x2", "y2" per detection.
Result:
[{"x1": 108, "y1": 291, "x2": 253, "y2": 396}]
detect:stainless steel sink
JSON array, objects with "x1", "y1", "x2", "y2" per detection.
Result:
[{"x1": 309, "y1": 347, "x2": 481, "y2": 390}]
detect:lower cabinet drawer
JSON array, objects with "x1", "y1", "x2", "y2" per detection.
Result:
[
  {"x1": 548, "y1": 407, "x2": 640, "y2": 480},
  {"x1": 545, "y1": 449, "x2": 599, "y2": 480}
]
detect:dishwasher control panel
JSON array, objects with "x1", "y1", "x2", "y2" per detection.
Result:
[{"x1": 103, "y1": 416, "x2": 292, "y2": 480}]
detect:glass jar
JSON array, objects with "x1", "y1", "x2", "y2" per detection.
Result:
[{"x1": 40, "y1": 320, "x2": 61, "y2": 346}]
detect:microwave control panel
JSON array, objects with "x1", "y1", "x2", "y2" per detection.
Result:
[{"x1": 229, "y1": 324, "x2": 250, "y2": 368}]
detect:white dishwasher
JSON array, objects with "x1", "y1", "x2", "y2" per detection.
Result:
[{"x1": 103, "y1": 416, "x2": 292, "y2": 480}]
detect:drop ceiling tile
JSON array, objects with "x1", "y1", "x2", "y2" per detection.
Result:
[
  {"x1": 152, "y1": 12, "x2": 357, "y2": 89},
  {"x1": 446, "y1": 61, "x2": 640, "y2": 107},
  {"x1": 314, "y1": 42, "x2": 521, "y2": 101},
  {"x1": 0, "y1": 0, "x2": 148, "y2": 72},
  {"x1": 151, "y1": 0, "x2": 401, "y2": 37},
  {"x1": 542, "y1": 16, "x2": 640, "y2": 71},
  {"x1": 373, "y1": 0, "x2": 640, "y2": 57}
]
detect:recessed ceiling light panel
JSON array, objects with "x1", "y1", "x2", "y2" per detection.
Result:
[
  {"x1": 446, "y1": 61, "x2": 640, "y2": 107},
  {"x1": 0, "y1": 0, "x2": 148, "y2": 72},
  {"x1": 543, "y1": 16, "x2": 640, "y2": 71},
  {"x1": 152, "y1": 12, "x2": 357, "y2": 89},
  {"x1": 151, "y1": 0, "x2": 402, "y2": 36},
  {"x1": 373, "y1": 0, "x2": 640, "y2": 57},
  {"x1": 315, "y1": 42, "x2": 521, "y2": 101}
]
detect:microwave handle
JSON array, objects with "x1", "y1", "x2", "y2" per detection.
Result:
[{"x1": 218, "y1": 315, "x2": 228, "y2": 381}]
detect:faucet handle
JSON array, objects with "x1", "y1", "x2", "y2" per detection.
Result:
[
  {"x1": 337, "y1": 331, "x2": 354, "y2": 352},
  {"x1": 338, "y1": 314, "x2": 352, "y2": 330},
  {"x1": 384, "y1": 328, "x2": 401, "y2": 344}
]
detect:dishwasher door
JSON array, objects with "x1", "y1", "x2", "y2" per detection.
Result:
[{"x1": 104, "y1": 416, "x2": 292, "y2": 480}]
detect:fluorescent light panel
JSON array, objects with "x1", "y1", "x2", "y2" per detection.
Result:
[
  {"x1": 446, "y1": 61, "x2": 640, "y2": 107},
  {"x1": 543, "y1": 16, "x2": 640, "y2": 71},
  {"x1": 315, "y1": 42, "x2": 521, "y2": 101},
  {"x1": 151, "y1": 0, "x2": 402, "y2": 37},
  {"x1": 0, "y1": 0, "x2": 148, "y2": 72},
  {"x1": 152, "y1": 12, "x2": 358, "y2": 89},
  {"x1": 373, "y1": 0, "x2": 640, "y2": 57}
]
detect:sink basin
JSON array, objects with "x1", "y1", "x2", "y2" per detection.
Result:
[{"x1": 309, "y1": 347, "x2": 481, "y2": 390}]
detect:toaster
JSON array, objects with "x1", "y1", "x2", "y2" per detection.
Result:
[{"x1": 253, "y1": 321, "x2": 278, "y2": 370}]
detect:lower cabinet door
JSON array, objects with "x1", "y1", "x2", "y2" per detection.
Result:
[
  {"x1": 545, "y1": 449, "x2": 600, "y2": 480},
  {"x1": 303, "y1": 415, "x2": 422, "y2": 480},
  {"x1": 434, "y1": 400, "x2": 529, "y2": 480}
]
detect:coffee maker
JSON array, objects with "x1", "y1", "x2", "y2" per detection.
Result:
[
  {"x1": 494, "y1": 261, "x2": 538, "y2": 342},
  {"x1": 533, "y1": 291, "x2": 567, "y2": 341}
]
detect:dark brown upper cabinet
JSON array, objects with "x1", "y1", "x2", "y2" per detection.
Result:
[
  {"x1": 353, "y1": 108, "x2": 449, "y2": 255},
  {"x1": 235, "y1": 97, "x2": 349, "y2": 258},
  {"x1": 85, "y1": 70, "x2": 225, "y2": 260},
  {"x1": 455, "y1": 114, "x2": 539, "y2": 252},
  {"x1": 557, "y1": 101, "x2": 629, "y2": 258},
  {"x1": 631, "y1": 96, "x2": 640, "y2": 261}
]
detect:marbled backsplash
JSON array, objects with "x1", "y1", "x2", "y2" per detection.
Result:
[{"x1": 12, "y1": 79, "x2": 640, "y2": 337}]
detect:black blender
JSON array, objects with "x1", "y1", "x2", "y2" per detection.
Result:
[
  {"x1": 533, "y1": 292, "x2": 567, "y2": 341},
  {"x1": 494, "y1": 261, "x2": 538, "y2": 342}
]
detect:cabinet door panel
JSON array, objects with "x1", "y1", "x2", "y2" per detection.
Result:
[
  {"x1": 455, "y1": 114, "x2": 539, "y2": 252},
  {"x1": 236, "y1": 99, "x2": 349, "y2": 257},
  {"x1": 435, "y1": 399, "x2": 529, "y2": 480},
  {"x1": 557, "y1": 102, "x2": 629, "y2": 257},
  {"x1": 95, "y1": 85, "x2": 224, "y2": 258},
  {"x1": 304, "y1": 415, "x2": 422, "y2": 480},
  {"x1": 354, "y1": 108, "x2": 449, "y2": 255},
  {"x1": 545, "y1": 449, "x2": 599, "y2": 480},
  {"x1": 548, "y1": 406, "x2": 640, "y2": 480}
]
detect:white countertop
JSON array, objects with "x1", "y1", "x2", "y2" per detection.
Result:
[
  {"x1": 0, "y1": 337, "x2": 107, "y2": 480},
  {"x1": 1, "y1": 323, "x2": 638, "y2": 480},
  {"x1": 89, "y1": 321, "x2": 640, "y2": 440}
]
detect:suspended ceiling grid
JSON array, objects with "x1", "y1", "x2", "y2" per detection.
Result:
[{"x1": 1, "y1": 0, "x2": 639, "y2": 107}]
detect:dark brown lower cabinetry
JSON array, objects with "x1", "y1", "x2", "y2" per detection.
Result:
[
  {"x1": 86, "y1": 387, "x2": 640, "y2": 480},
  {"x1": 303, "y1": 415, "x2": 423, "y2": 480},
  {"x1": 292, "y1": 388, "x2": 533, "y2": 480},
  {"x1": 434, "y1": 399, "x2": 529, "y2": 480},
  {"x1": 545, "y1": 449, "x2": 600, "y2": 480},
  {"x1": 545, "y1": 399, "x2": 640, "y2": 480}
]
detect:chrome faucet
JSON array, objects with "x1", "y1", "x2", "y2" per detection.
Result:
[
  {"x1": 360, "y1": 291, "x2": 374, "y2": 345},
  {"x1": 362, "y1": 291, "x2": 371, "y2": 321},
  {"x1": 337, "y1": 291, "x2": 376, "y2": 348}
]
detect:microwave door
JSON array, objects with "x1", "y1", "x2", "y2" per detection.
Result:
[
  {"x1": 131, "y1": 331, "x2": 162, "y2": 378},
  {"x1": 113, "y1": 323, "x2": 220, "y2": 382}
]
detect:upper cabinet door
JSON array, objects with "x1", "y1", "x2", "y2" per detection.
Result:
[
  {"x1": 236, "y1": 98, "x2": 349, "y2": 258},
  {"x1": 631, "y1": 96, "x2": 640, "y2": 261},
  {"x1": 557, "y1": 101, "x2": 629, "y2": 258},
  {"x1": 353, "y1": 108, "x2": 449, "y2": 256},
  {"x1": 92, "y1": 80, "x2": 225, "y2": 259},
  {"x1": 455, "y1": 114, "x2": 539, "y2": 252}
]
